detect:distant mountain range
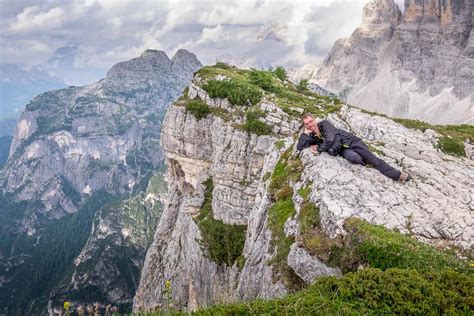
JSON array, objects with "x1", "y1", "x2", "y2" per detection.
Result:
[
  {"x1": 0, "y1": 46, "x2": 106, "y2": 122},
  {"x1": 0, "y1": 49, "x2": 201, "y2": 314}
]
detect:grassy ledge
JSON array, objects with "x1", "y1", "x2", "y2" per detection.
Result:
[
  {"x1": 361, "y1": 109, "x2": 473, "y2": 158},
  {"x1": 193, "y1": 178, "x2": 247, "y2": 267},
  {"x1": 193, "y1": 268, "x2": 473, "y2": 315},
  {"x1": 192, "y1": 216, "x2": 473, "y2": 315},
  {"x1": 266, "y1": 146, "x2": 304, "y2": 290},
  {"x1": 194, "y1": 64, "x2": 342, "y2": 119}
]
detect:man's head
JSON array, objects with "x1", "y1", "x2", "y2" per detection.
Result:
[{"x1": 302, "y1": 113, "x2": 317, "y2": 132}]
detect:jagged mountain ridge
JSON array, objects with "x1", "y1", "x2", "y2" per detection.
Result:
[
  {"x1": 306, "y1": 0, "x2": 474, "y2": 124},
  {"x1": 133, "y1": 64, "x2": 473, "y2": 312},
  {"x1": 0, "y1": 49, "x2": 201, "y2": 314}
]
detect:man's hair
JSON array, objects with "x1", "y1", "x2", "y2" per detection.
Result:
[{"x1": 302, "y1": 113, "x2": 314, "y2": 120}]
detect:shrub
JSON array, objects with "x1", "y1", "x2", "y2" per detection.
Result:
[
  {"x1": 248, "y1": 69, "x2": 279, "y2": 92},
  {"x1": 242, "y1": 110, "x2": 272, "y2": 136},
  {"x1": 185, "y1": 99, "x2": 210, "y2": 120},
  {"x1": 438, "y1": 136, "x2": 465, "y2": 157},
  {"x1": 202, "y1": 79, "x2": 262, "y2": 106},
  {"x1": 296, "y1": 79, "x2": 309, "y2": 93},
  {"x1": 214, "y1": 62, "x2": 232, "y2": 70},
  {"x1": 273, "y1": 66, "x2": 288, "y2": 81}
]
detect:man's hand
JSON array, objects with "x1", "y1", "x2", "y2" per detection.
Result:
[{"x1": 311, "y1": 145, "x2": 319, "y2": 154}]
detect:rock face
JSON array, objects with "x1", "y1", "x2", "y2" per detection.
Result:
[
  {"x1": 311, "y1": 0, "x2": 474, "y2": 124},
  {"x1": 133, "y1": 86, "x2": 295, "y2": 311},
  {"x1": 133, "y1": 67, "x2": 473, "y2": 312},
  {"x1": 0, "y1": 49, "x2": 201, "y2": 314}
]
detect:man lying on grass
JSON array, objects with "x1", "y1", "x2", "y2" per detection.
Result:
[{"x1": 297, "y1": 113, "x2": 411, "y2": 182}]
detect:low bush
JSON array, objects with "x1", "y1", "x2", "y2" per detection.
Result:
[
  {"x1": 248, "y1": 69, "x2": 279, "y2": 92},
  {"x1": 438, "y1": 136, "x2": 465, "y2": 157},
  {"x1": 273, "y1": 66, "x2": 288, "y2": 81},
  {"x1": 242, "y1": 110, "x2": 272, "y2": 136},
  {"x1": 296, "y1": 79, "x2": 309, "y2": 93},
  {"x1": 202, "y1": 79, "x2": 262, "y2": 106},
  {"x1": 185, "y1": 99, "x2": 210, "y2": 120}
]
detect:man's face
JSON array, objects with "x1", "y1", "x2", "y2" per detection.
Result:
[{"x1": 303, "y1": 116, "x2": 316, "y2": 131}]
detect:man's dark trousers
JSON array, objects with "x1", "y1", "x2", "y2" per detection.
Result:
[{"x1": 341, "y1": 139, "x2": 401, "y2": 181}]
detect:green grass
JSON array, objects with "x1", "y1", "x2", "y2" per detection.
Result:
[
  {"x1": 195, "y1": 64, "x2": 342, "y2": 118},
  {"x1": 189, "y1": 216, "x2": 473, "y2": 315},
  {"x1": 297, "y1": 185, "x2": 320, "y2": 235},
  {"x1": 266, "y1": 146, "x2": 305, "y2": 289},
  {"x1": 274, "y1": 140, "x2": 285, "y2": 150},
  {"x1": 242, "y1": 110, "x2": 272, "y2": 136},
  {"x1": 342, "y1": 218, "x2": 471, "y2": 273},
  {"x1": 361, "y1": 110, "x2": 472, "y2": 158},
  {"x1": 202, "y1": 79, "x2": 262, "y2": 106},
  {"x1": 300, "y1": 217, "x2": 471, "y2": 274},
  {"x1": 248, "y1": 69, "x2": 279, "y2": 92},
  {"x1": 193, "y1": 268, "x2": 473, "y2": 315},
  {"x1": 438, "y1": 136, "x2": 466, "y2": 157},
  {"x1": 193, "y1": 178, "x2": 247, "y2": 267},
  {"x1": 185, "y1": 99, "x2": 210, "y2": 120},
  {"x1": 367, "y1": 142, "x2": 386, "y2": 157}
]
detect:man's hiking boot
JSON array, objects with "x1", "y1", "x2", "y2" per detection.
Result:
[{"x1": 399, "y1": 172, "x2": 412, "y2": 183}]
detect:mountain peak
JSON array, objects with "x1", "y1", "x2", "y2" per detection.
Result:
[
  {"x1": 172, "y1": 49, "x2": 200, "y2": 65},
  {"x1": 171, "y1": 49, "x2": 202, "y2": 73},
  {"x1": 140, "y1": 49, "x2": 171, "y2": 62},
  {"x1": 106, "y1": 49, "x2": 172, "y2": 79},
  {"x1": 362, "y1": 0, "x2": 402, "y2": 25}
]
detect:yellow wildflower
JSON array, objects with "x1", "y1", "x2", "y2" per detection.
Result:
[{"x1": 63, "y1": 301, "x2": 70, "y2": 311}]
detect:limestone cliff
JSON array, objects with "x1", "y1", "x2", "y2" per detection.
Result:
[
  {"x1": 133, "y1": 64, "x2": 473, "y2": 312},
  {"x1": 310, "y1": 0, "x2": 474, "y2": 124}
]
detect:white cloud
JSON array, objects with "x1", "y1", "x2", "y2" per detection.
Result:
[
  {"x1": 10, "y1": 6, "x2": 66, "y2": 32},
  {"x1": 1, "y1": 0, "x2": 384, "y2": 71}
]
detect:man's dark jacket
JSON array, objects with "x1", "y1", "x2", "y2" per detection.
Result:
[{"x1": 296, "y1": 120, "x2": 359, "y2": 156}]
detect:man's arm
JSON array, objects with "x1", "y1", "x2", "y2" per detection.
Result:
[
  {"x1": 297, "y1": 133, "x2": 316, "y2": 151},
  {"x1": 297, "y1": 133, "x2": 310, "y2": 151},
  {"x1": 317, "y1": 120, "x2": 337, "y2": 152}
]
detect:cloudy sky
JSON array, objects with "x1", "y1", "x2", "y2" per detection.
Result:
[{"x1": 0, "y1": 0, "x2": 405, "y2": 73}]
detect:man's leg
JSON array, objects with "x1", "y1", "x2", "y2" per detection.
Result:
[
  {"x1": 341, "y1": 149, "x2": 365, "y2": 165},
  {"x1": 349, "y1": 139, "x2": 401, "y2": 180}
]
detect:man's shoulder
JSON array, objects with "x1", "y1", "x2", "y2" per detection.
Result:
[
  {"x1": 318, "y1": 119, "x2": 331, "y2": 125},
  {"x1": 300, "y1": 130, "x2": 316, "y2": 137}
]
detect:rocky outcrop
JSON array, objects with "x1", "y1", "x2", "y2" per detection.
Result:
[
  {"x1": 133, "y1": 67, "x2": 473, "y2": 312},
  {"x1": 311, "y1": 0, "x2": 474, "y2": 124},
  {"x1": 134, "y1": 89, "x2": 293, "y2": 311},
  {"x1": 0, "y1": 49, "x2": 201, "y2": 314}
]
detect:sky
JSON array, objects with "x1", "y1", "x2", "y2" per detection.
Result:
[{"x1": 0, "y1": 0, "x2": 406, "y2": 72}]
